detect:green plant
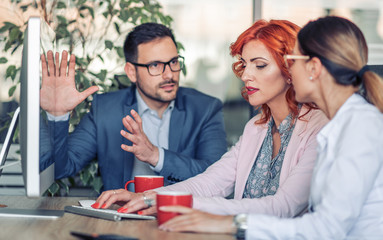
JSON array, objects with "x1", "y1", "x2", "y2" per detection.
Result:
[{"x1": 0, "y1": 0, "x2": 182, "y2": 196}]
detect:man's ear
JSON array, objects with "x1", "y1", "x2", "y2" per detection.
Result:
[
  {"x1": 125, "y1": 62, "x2": 137, "y2": 84},
  {"x1": 306, "y1": 56, "x2": 323, "y2": 80}
]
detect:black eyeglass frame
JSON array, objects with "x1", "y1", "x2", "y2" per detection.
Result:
[{"x1": 129, "y1": 56, "x2": 185, "y2": 76}]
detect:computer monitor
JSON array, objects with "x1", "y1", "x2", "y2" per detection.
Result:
[
  {"x1": 0, "y1": 17, "x2": 63, "y2": 218},
  {"x1": 19, "y1": 17, "x2": 55, "y2": 197}
]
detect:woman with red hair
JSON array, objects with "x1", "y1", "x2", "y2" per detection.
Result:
[
  {"x1": 94, "y1": 19, "x2": 328, "y2": 220},
  {"x1": 158, "y1": 16, "x2": 383, "y2": 239}
]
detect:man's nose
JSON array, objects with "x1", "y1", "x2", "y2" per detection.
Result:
[{"x1": 162, "y1": 63, "x2": 173, "y2": 79}]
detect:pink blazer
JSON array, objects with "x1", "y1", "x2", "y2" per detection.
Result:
[{"x1": 157, "y1": 108, "x2": 328, "y2": 217}]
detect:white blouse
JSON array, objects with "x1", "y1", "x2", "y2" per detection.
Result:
[{"x1": 246, "y1": 94, "x2": 383, "y2": 239}]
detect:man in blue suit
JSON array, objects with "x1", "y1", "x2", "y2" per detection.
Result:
[{"x1": 40, "y1": 23, "x2": 227, "y2": 191}]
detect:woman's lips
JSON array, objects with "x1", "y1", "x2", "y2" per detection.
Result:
[{"x1": 246, "y1": 87, "x2": 259, "y2": 95}]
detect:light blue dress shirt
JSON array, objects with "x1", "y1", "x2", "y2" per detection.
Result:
[
  {"x1": 47, "y1": 112, "x2": 70, "y2": 121},
  {"x1": 129, "y1": 90, "x2": 174, "y2": 189},
  {"x1": 245, "y1": 94, "x2": 383, "y2": 239}
]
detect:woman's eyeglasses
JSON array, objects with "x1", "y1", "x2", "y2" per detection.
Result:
[{"x1": 283, "y1": 54, "x2": 310, "y2": 68}]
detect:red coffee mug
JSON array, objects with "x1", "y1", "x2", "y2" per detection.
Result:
[
  {"x1": 156, "y1": 191, "x2": 193, "y2": 225},
  {"x1": 124, "y1": 175, "x2": 164, "y2": 193}
]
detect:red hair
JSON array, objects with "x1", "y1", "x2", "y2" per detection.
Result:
[{"x1": 230, "y1": 19, "x2": 315, "y2": 124}]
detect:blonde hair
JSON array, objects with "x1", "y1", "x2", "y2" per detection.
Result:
[
  {"x1": 298, "y1": 16, "x2": 383, "y2": 112},
  {"x1": 363, "y1": 71, "x2": 383, "y2": 112}
]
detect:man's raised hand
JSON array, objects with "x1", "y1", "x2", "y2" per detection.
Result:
[{"x1": 40, "y1": 50, "x2": 99, "y2": 116}]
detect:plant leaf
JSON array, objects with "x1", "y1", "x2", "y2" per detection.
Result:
[
  {"x1": 115, "y1": 46, "x2": 124, "y2": 58},
  {"x1": 89, "y1": 70, "x2": 107, "y2": 81},
  {"x1": 0, "y1": 22, "x2": 17, "y2": 33},
  {"x1": 8, "y1": 85, "x2": 17, "y2": 97},
  {"x1": 0, "y1": 57, "x2": 8, "y2": 64},
  {"x1": 80, "y1": 169, "x2": 91, "y2": 184},
  {"x1": 47, "y1": 182, "x2": 60, "y2": 196},
  {"x1": 20, "y1": 4, "x2": 31, "y2": 12},
  {"x1": 92, "y1": 177, "x2": 103, "y2": 194},
  {"x1": 105, "y1": 40, "x2": 113, "y2": 50},
  {"x1": 115, "y1": 74, "x2": 130, "y2": 87},
  {"x1": 57, "y1": 1, "x2": 66, "y2": 9},
  {"x1": 78, "y1": 0, "x2": 87, "y2": 5},
  {"x1": 87, "y1": 6, "x2": 95, "y2": 19},
  {"x1": 97, "y1": 54, "x2": 105, "y2": 63},
  {"x1": 9, "y1": 27, "x2": 21, "y2": 42},
  {"x1": 6, "y1": 65, "x2": 17, "y2": 81},
  {"x1": 114, "y1": 22, "x2": 120, "y2": 34},
  {"x1": 57, "y1": 15, "x2": 67, "y2": 24}
]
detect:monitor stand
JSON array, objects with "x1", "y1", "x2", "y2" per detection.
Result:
[{"x1": 0, "y1": 208, "x2": 64, "y2": 219}]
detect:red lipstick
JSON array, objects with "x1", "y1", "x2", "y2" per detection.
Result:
[{"x1": 246, "y1": 87, "x2": 259, "y2": 95}]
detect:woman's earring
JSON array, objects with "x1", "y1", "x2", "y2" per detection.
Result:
[
  {"x1": 287, "y1": 79, "x2": 292, "y2": 84},
  {"x1": 309, "y1": 76, "x2": 313, "y2": 80}
]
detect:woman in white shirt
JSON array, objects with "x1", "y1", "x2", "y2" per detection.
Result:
[{"x1": 158, "y1": 16, "x2": 383, "y2": 239}]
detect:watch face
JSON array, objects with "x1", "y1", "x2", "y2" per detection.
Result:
[
  {"x1": 235, "y1": 214, "x2": 248, "y2": 226},
  {"x1": 234, "y1": 214, "x2": 248, "y2": 239}
]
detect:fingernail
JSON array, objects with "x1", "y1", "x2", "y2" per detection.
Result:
[
  {"x1": 101, "y1": 204, "x2": 107, "y2": 209},
  {"x1": 117, "y1": 207, "x2": 128, "y2": 213},
  {"x1": 137, "y1": 211, "x2": 143, "y2": 215},
  {"x1": 91, "y1": 203, "x2": 100, "y2": 209}
]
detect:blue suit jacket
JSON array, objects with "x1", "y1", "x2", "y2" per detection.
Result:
[{"x1": 52, "y1": 86, "x2": 227, "y2": 190}]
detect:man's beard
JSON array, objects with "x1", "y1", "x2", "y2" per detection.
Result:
[{"x1": 135, "y1": 75, "x2": 178, "y2": 103}]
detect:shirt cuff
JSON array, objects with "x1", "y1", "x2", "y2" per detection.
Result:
[
  {"x1": 151, "y1": 147, "x2": 164, "y2": 172},
  {"x1": 46, "y1": 112, "x2": 70, "y2": 121}
]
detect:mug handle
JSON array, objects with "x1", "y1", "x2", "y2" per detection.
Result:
[{"x1": 124, "y1": 180, "x2": 135, "y2": 191}]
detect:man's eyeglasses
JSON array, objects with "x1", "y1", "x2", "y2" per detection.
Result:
[
  {"x1": 130, "y1": 56, "x2": 185, "y2": 76},
  {"x1": 283, "y1": 54, "x2": 310, "y2": 68}
]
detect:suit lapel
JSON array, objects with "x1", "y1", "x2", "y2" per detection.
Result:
[
  {"x1": 168, "y1": 107, "x2": 185, "y2": 152},
  {"x1": 296, "y1": 105, "x2": 313, "y2": 137},
  {"x1": 168, "y1": 88, "x2": 186, "y2": 152},
  {"x1": 122, "y1": 87, "x2": 138, "y2": 185},
  {"x1": 235, "y1": 122, "x2": 268, "y2": 198},
  {"x1": 278, "y1": 107, "x2": 313, "y2": 183}
]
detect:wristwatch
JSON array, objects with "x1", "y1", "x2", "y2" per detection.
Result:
[{"x1": 233, "y1": 213, "x2": 248, "y2": 239}]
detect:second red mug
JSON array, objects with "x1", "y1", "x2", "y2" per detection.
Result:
[{"x1": 156, "y1": 191, "x2": 193, "y2": 225}]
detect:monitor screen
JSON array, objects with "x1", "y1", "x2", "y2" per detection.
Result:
[
  {"x1": 19, "y1": 17, "x2": 55, "y2": 197},
  {"x1": 0, "y1": 108, "x2": 19, "y2": 176}
]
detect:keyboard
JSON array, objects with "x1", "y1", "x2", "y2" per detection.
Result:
[{"x1": 64, "y1": 205, "x2": 156, "y2": 221}]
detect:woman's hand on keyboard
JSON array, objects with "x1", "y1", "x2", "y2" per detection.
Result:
[{"x1": 92, "y1": 189, "x2": 157, "y2": 216}]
